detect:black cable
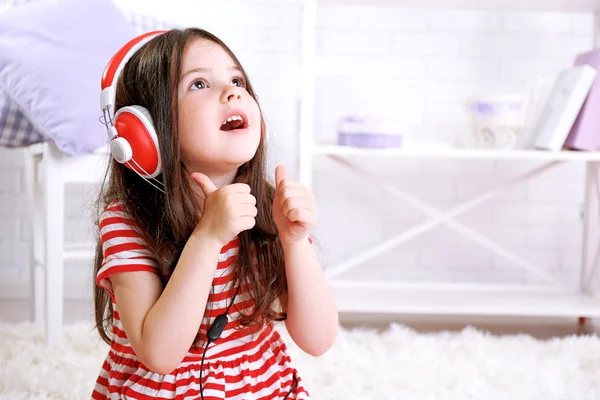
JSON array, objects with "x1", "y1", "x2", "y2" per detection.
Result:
[
  {"x1": 199, "y1": 285, "x2": 239, "y2": 399},
  {"x1": 282, "y1": 374, "x2": 299, "y2": 399},
  {"x1": 199, "y1": 339, "x2": 210, "y2": 400},
  {"x1": 199, "y1": 285, "x2": 297, "y2": 399}
]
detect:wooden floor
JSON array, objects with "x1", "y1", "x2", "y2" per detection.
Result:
[{"x1": 0, "y1": 299, "x2": 598, "y2": 340}]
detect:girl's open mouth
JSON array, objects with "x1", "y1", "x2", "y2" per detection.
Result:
[{"x1": 221, "y1": 114, "x2": 248, "y2": 132}]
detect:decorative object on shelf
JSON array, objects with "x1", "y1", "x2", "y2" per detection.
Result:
[
  {"x1": 564, "y1": 49, "x2": 600, "y2": 152},
  {"x1": 337, "y1": 115, "x2": 403, "y2": 148},
  {"x1": 466, "y1": 94, "x2": 528, "y2": 149},
  {"x1": 529, "y1": 64, "x2": 597, "y2": 151}
]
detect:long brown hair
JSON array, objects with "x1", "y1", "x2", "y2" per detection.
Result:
[{"x1": 93, "y1": 28, "x2": 285, "y2": 345}]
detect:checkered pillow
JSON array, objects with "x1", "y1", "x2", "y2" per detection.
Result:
[
  {"x1": 0, "y1": 88, "x2": 46, "y2": 147},
  {"x1": 0, "y1": 1, "x2": 177, "y2": 149}
]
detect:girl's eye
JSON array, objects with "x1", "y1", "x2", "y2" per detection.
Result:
[
  {"x1": 191, "y1": 80, "x2": 207, "y2": 90},
  {"x1": 232, "y1": 77, "x2": 245, "y2": 87}
]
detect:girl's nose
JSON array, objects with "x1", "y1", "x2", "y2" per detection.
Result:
[{"x1": 221, "y1": 85, "x2": 242, "y2": 103}]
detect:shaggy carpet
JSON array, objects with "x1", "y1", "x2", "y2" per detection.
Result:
[{"x1": 1, "y1": 321, "x2": 600, "y2": 399}]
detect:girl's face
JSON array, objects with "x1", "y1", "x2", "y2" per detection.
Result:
[{"x1": 177, "y1": 38, "x2": 261, "y2": 176}]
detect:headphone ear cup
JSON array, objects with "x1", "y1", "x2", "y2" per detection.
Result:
[
  {"x1": 110, "y1": 137, "x2": 133, "y2": 164},
  {"x1": 112, "y1": 105, "x2": 162, "y2": 178}
]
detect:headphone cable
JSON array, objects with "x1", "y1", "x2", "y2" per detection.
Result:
[
  {"x1": 199, "y1": 285, "x2": 239, "y2": 400},
  {"x1": 198, "y1": 285, "x2": 298, "y2": 399}
]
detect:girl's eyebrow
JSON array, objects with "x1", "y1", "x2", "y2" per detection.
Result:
[{"x1": 180, "y1": 66, "x2": 242, "y2": 81}]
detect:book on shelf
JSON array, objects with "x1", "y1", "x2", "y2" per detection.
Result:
[
  {"x1": 529, "y1": 64, "x2": 597, "y2": 152},
  {"x1": 564, "y1": 49, "x2": 600, "y2": 152}
]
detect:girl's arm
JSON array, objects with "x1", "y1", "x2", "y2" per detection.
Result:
[
  {"x1": 272, "y1": 165, "x2": 338, "y2": 357},
  {"x1": 111, "y1": 175, "x2": 257, "y2": 374},
  {"x1": 111, "y1": 230, "x2": 222, "y2": 375},
  {"x1": 281, "y1": 238, "x2": 338, "y2": 357}
]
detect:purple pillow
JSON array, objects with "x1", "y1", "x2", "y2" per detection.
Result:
[{"x1": 0, "y1": 0, "x2": 137, "y2": 156}]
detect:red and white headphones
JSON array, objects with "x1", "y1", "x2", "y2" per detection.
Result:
[{"x1": 100, "y1": 30, "x2": 167, "y2": 181}]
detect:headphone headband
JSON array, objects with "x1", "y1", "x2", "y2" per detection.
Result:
[
  {"x1": 99, "y1": 30, "x2": 168, "y2": 184},
  {"x1": 100, "y1": 30, "x2": 167, "y2": 112}
]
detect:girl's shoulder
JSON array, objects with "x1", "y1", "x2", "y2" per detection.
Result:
[
  {"x1": 98, "y1": 200, "x2": 149, "y2": 239},
  {"x1": 99, "y1": 198, "x2": 122, "y2": 216},
  {"x1": 103, "y1": 198, "x2": 126, "y2": 214},
  {"x1": 99, "y1": 199, "x2": 140, "y2": 232}
]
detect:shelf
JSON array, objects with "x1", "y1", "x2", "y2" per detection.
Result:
[
  {"x1": 330, "y1": 282, "x2": 600, "y2": 317},
  {"x1": 313, "y1": 144, "x2": 600, "y2": 161},
  {"x1": 318, "y1": 0, "x2": 600, "y2": 12}
]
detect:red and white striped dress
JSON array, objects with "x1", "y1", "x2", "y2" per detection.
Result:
[{"x1": 92, "y1": 202, "x2": 308, "y2": 399}]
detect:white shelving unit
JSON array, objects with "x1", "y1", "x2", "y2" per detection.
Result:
[{"x1": 297, "y1": 0, "x2": 600, "y2": 319}]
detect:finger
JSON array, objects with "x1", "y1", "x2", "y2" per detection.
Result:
[
  {"x1": 282, "y1": 197, "x2": 313, "y2": 214},
  {"x1": 237, "y1": 193, "x2": 257, "y2": 206},
  {"x1": 225, "y1": 183, "x2": 251, "y2": 194},
  {"x1": 280, "y1": 187, "x2": 310, "y2": 201},
  {"x1": 240, "y1": 216, "x2": 256, "y2": 231},
  {"x1": 191, "y1": 173, "x2": 217, "y2": 196},
  {"x1": 286, "y1": 208, "x2": 313, "y2": 225},
  {"x1": 275, "y1": 165, "x2": 286, "y2": 189},
  {"x1": 276, "y1": 182, "x2": 306, "y2": 201},
  {"x1": 240, "y1": 204, "x2": 258, "y2": 218}
]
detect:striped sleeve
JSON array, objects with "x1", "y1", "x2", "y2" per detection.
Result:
[{"x1": 96, "y1": 202, "x2": 158, "y2": 301}]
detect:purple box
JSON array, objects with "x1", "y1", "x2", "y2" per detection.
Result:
[
  {"x1": 564, "y1": 50, "x2": 600, "y2": 151},
  {"x1": 337, "y1": 132, "x2": 403, "y2": 148}
]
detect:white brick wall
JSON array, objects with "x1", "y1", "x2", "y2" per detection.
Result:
[
  {"x1": 312, "y1": 5, "x2": 593, "y2": 288},
  {"x1": 0, "y1": 2, "x2": 595, "y2": 299}
]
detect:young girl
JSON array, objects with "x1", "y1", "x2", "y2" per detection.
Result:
[{"x1": 91, "y1": 28, "x2": 338, "y2": 399}]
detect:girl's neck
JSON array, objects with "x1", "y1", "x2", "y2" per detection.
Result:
[{"x1": 208, "y1": 169, "x2": 238, "y2": 189}]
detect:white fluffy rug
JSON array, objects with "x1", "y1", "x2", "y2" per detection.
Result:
[{"x1": 1, "y1": 321, "x2": 600, "y2": 400}]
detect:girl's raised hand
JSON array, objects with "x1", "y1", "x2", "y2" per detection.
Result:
[
  {"x1": 191, "y1": 173, "x2": 257, "y2": 245},
  {"x1": 272, "y1": 165, "x2": 316, "y2": 247}
]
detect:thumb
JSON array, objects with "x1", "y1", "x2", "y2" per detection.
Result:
[
  {"x1": 275, "y1": 165, "x2": 286, "y2": 189},
  {"x1": 191, "y1": 172, "x2": 217, "y2": 197}
]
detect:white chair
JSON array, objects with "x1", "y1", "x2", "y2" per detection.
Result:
[{"x1": 23, "y1": 141, "x2": 109, "y2": 346}]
